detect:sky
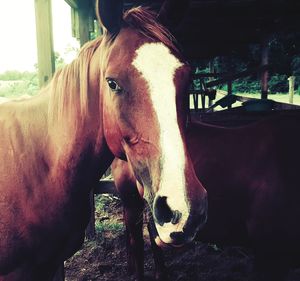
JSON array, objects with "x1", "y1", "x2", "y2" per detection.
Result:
[{"x1": 0, "y1": 0, "x2": 79, "y2": 73}]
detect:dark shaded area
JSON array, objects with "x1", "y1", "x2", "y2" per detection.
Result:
[
  {"x1": 122, "y1": 1, "x2": 300, "y2": 59},
  {"x1": 65, "y1": 196, "x2": 300, "y2": 281},
  {"x1": 80, "y1": 0, "x2": 300, "y2": 59}
]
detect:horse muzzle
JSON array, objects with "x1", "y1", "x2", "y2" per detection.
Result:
[{"x1": 152, "y1": 194, "x2": 207, "y2": 247}]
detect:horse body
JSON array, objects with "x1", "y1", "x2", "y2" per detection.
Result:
[
  {"x1": 190, "y1": 114, "x2": 300, "y2": 279},
  {"x1": 190, "y1": 114, "x2": 300, "y2": 245},
  {"x1": 114, "y1": 111, "x2": 300, "y2": 280},
  {"x1": 0, "y1": 78, "x2": 111, "y2": 280},
  {"x1": 0, "y1": 2, "x2": 207, "y2": 279}
]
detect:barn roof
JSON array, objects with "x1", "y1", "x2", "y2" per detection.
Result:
[
  {"x1": 64, "y1": 0, "x2": 300, "y2": 59},
  {"x1": 126, "y1": 0, "x2": 300, "y2": 59}
]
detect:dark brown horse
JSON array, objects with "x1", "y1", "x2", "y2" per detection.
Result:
[
  {"x1": 113, "y1": 110, "x2": 300, "y2": 281},
  {"x1": 0, "y1": 1, "x2": 207, "y2": 280}
]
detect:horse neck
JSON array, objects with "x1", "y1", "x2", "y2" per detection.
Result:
[{"x1": 46, "y1": 44, "x2": 113, "y2": 185}]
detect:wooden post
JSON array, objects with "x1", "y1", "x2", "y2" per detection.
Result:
[
  {"x1": 288, "y1": 76, "x2": 295, "y2": 104},
  {"x1": 78, "y1": 5, "x2": 96, "y2": 240},
  {"x1": 70, "y1": 1, "x2": 91, "y2": 46},
  {"x1": 64, "y1": 0, "x2": 77, "y2": 9},
  {"x1": 70, "y1": 2, "x2": 96, "y2": 240},
  {"x1": 79, "y1": 7, "x2": 96, "y2": 239},
  {"x1": 34, "y1": 0, "x2": 55, "y2": 87},
  {"x1": 208, "y1": 60, "x2": 215, "y2": 107},
  {"x1": 227, "y1": 80, "x2": 232, "y2": 109},
  {"x1": 35, "y1": 2, "x2": 63, "y2": 278},
  {"x1": 225, "y1": 56, "x2": 233, "y2": 109},
  {"x1": 78, "y1": 5, "x2": 91, "y2": 47},
  {"x1": 71, "y1": 8, "x2": 80, "y2": 40},
  {"x1": 261, "y1": 36, "x2": 269, "y2": 99}
]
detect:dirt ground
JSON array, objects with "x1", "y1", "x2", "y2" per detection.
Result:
[{"x1": 65, "y1": 195, "x2": 300, "y2": 281}]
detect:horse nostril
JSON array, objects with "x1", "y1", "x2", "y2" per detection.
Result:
[
  {"x1": 171, "y1": 210, "x2": 182, "y2": 225},
  {"x1": 154, "y1": 196, "x2": 181, "y2": 226},
  {"x1": 154, "y1": 196, "x2": 172, "y2": 226},
  {"x1": 170, "y1": 231, "x2": 186, "y2": 245}
]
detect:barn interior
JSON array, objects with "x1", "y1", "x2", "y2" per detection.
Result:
[
  {"x1": 33, "y1": 1, "x2": 300, "y2": 280},
  {"x1": 35, "y1": 0, "x2": 300, "y2": 113},
  {"x1": 64, "y1": 0, "x2": 300, "y2": 58}
]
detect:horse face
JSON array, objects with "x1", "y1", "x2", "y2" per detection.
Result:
[{"x1": 99, "y1": 1, "x2": 207, "y2": 247}]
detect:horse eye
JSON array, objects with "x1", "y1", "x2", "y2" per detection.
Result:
[{"x1": 106, "y1": 78, "x2": 122, "y2": 93}]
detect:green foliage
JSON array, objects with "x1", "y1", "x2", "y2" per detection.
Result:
[
  {"x1": 195, "y1": 33, "x2": 300, "y2": 94},
  {"x1": 232, "y1": 78, "x2": 260, "y2": 93},
  {"x1": 95, "y1": 194, "x2": 113, "y2": 211},
  {"x1": 54, "y1": 52, "x2": 66, "y2": 70},
  {"x1": 0, "y1": 71, "x2": 39, "y2": 98},
  {"x1": 0, "y1": 70, "x2": 36, "y2": 81},
  {"x1": 292, "y1": 56, "x2": 300, "y2": 91},
  {"x1": 0, "y1": 51, "x2": 69, "y2": 98},
  {"x1": 94, "y1": 195, "x2": 124, "y2": 237},
  {"x1": 95, "y1": 220, "x2": 123, "y2": 234},
  {"x1": 233, "y1": 74, "x2": 292, "y2": 94},
  {"x1": 292, "y1": 56, "x2": 300, "y2": 75},
  {"x1": 268, "y1": 74, "x2": 289, "y2": 93}
]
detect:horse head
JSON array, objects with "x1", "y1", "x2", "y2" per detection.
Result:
[{"x1": 97, "y1": 0, "x2": 207, "y2": 247}]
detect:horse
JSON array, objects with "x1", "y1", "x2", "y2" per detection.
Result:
[
  {"x1": 0, "y1": 1, "x2": 208, "y2": 279},
  {"x1": 113, "y1": 110, "x2": 300, "y2": 281}
]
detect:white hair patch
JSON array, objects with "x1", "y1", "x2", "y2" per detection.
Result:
[{"x1": 132, "y1": 42, "x2": 189, "y2": 241}]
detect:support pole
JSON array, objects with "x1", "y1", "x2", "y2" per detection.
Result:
[
  {"x1": 70, "y1": 0, "x2": 95, "y2": 240},
  {"x1": 77, "y1": 4, "x2": 98, "y2": 240},
  {"x1": 227, "y1": 80, "x2": 232, "y2": 109},
  {"x1": 78, "y1": 7, "x2": 90, "y2": 47},
  {"x1": 261, "y1": 36, "x2": 269, "y2": 99},
  {"x1": 225, "y1": 56, "x2": 233, "y2": 109},
  {"x1": 208, "y1": 60, "x2": 215, "y2": 107},
  {"x1": 34, "y1": 0, "x2": 55, "y2": 87},
  {"x1": 288, "y1": 76, "x2": 295, "y2": 104}
]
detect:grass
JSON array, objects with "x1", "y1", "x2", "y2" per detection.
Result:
[
  {"x1": 94, "y1": 194, "x2": 124, "y2": 238},
  {"x1": 95, "y1": 220, "x2": 124, "y2": 234}
]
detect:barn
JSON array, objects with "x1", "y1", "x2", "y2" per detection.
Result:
[
  {"x1": 35, "y1": 0, "x2": 300, "y2": 96},
  {"x1": 30, "y1": 0, "x2": 300, "y2": 280}
]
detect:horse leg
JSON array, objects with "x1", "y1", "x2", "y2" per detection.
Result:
[
  {"x1": 147, "y1": 217, "x2": 168, "y2": 281},
  {"x1": 123, "y1": 201, "x2": 144, "y2": 281}
]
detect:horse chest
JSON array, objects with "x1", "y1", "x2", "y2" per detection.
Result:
[{"x1": 0, "y1": 178, "x2": 90, "y2": 275}]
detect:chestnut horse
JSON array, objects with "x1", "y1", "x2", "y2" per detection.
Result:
[
  {"x1": 113, "y1": 110, "x2": 300, "y2": 281},
  {"x1": 0, "y1": 1, "x2": 207, "y2": 280}
]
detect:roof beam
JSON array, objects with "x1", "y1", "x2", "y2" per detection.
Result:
[{"x1": 64, "y1": 0, "x2": 78, "y2": 10}]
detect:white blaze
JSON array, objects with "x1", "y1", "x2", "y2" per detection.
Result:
[{"x1": 132, "y1": 42, "x2": 189, "y2": 243}]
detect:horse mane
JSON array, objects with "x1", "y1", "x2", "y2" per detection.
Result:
[
  {"x1": 47, "y1": 37, "x2": 102, "y2": 127},
  {"x1": 122, "y1": 7, "x2": 179, "y2": 54}
]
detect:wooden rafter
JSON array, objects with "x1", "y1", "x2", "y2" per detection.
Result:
[{"x1": 64, "y1": 0, "x2": 78, "y2": 9}]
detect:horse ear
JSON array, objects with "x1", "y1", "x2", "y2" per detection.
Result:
[
  {"x1": 157, "y1": 0, "x2": 190, "y2": 29},
  {"x1": 96, "y1": 0, "x2": 124, "y2": 35}
]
